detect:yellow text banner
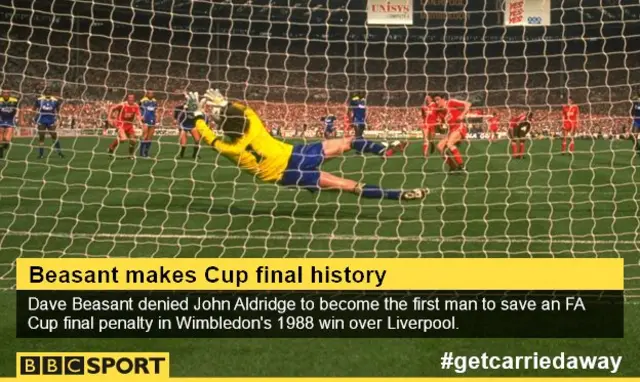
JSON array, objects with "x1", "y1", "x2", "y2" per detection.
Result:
[
  {"x1": 16, "y1": 258, "x2": 623, "y2": 291},
  {"x1": 6, "y1": 378, "x2": 640, "y2": 382}
]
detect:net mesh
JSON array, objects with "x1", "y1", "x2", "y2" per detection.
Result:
[{"x1": 0, "y1": 0, "x2": 638, "y2": 297}]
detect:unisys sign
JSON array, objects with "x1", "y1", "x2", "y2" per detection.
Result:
[{"x1": 367, "y1": 0, "x2": 413, "y2": 25}]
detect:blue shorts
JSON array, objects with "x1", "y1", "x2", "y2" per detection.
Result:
[
  {"x1": 180, "y1": 126, "x2": 194, "y2": 131},
  {"x1": 143, "y1": 120, "x2": 156, "y2": 127},
  {"x1": 280, "y1": 142, "x2": 325, "y2": 192},
  {"x1": 0, "y1": 123, "x2": 14, "y2": 129},
  {"x1": 633, "y1": 121, "x2": 640, "y2": 133}
]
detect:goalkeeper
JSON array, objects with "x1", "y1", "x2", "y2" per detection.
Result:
[{"x1": 187, "y1": 90, "x2": 428, "y2": 201}]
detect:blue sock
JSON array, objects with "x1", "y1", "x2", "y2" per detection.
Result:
[
  {"x1": 53, "y1": 140, "x2": 62, "y2": 152},
  {"x1": 140, "y1": 141, "x2": 147, "y2": 156},
  {"x1": 145, "y1": 141, "x2": 152, "y2": 156},
  {"x1": 360, "y1": 184, "x2": 402, "y2": 200},
  {"x1": 38, "y1": 147, "x2": 44, "y2": 157},
  {"x1": 351, "y1": 138, "x2": 386, "y2": 156}
]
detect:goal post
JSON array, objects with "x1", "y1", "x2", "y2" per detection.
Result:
[{"x1": 0, "y1": 0, "x2": 638, "y2": 298}]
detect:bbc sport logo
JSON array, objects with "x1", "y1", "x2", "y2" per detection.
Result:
[
  {"x1": 16, "y1": 352, "x2": 170, "y2": 379},
  {"x1": 527, "y1": 16, "x2": 542, "y2": 24}
]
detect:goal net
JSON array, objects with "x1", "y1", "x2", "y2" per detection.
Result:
[{"x1": 0, "y1": 0, "x2": 638, "y2": 297}]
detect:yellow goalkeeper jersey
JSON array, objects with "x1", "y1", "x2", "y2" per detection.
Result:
[{"x1": 195, "y1": 102, "x2": 293, "y2": 183}]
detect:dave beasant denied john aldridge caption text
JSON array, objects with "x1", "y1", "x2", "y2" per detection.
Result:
[{"x1": 25, "y1": 294, "x2": 587, "y2": 334}]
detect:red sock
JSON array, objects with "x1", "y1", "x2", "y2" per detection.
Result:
[
  {"x1": 450, "y1": 147, "x2": 463, "y2": 166},
  {"x1": 569, "y1": 141, "x2": 574, "y2": 152},
  {"x1": 511, "y1": 142, "x2": 519, "y2": 157},
  {"x1": 109, "y1": 139, "x2": 119, "y2": 151},
  {"x1": 423, "y1": 143, "x2": 429, "y2": 157},
  {"x1": 519, "y1": 142, "x2": 525, "y2": 157},
  {"x1": 445, "y1": 157, "x2": 457, "y2": 170},
  {"x1": 561, "y1": 139, "x2": 567, "y2": 152}
]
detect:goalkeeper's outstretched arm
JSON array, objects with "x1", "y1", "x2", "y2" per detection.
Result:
[{"x1": 187, "y1": 91, "x2": 429, "y2": 202}]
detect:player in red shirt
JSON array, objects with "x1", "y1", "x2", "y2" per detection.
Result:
[
  {"x1": 420, "y1": 95, "x2": 440, "y2": 156},
  {"x1": 508, "y1": 111, "x2": 533, "y2": 159},
  {"x1": 561, "y1": 96, "x2": 579, "y2": 154},
  {"x1": 434, "y1": 94, "x2": 471, "y2": 172},
  {"x1": 487, "y1": 112, "x2": 500, "y2": 142},
  {"x1": 107, "y1": 94, "x2": 141, "y2": 159}
]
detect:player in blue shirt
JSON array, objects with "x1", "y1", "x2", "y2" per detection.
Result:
[
  {"x1": 34, "y1": 94, "x2": 63, "y2": 159},
  {"x1": 139, "y1": 91, "x2": 158, "y2": 157},
  {"x1": 632, "y1": 95, "x2": 640, "y2": 155},
  {"x1": 174, "y1": 102, "x2": 203, "y2": 159},
  {"x1": 349, "y1": 95, "x2": 367, "y2": 138},
  {"x1": 0, "y1": 90, "x2": 19, "y2": 159},
  {"x1": 321, "y1": 114, "x2": 337, "y2": 139}
]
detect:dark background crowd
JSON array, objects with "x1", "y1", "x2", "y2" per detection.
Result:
[{"x1": 0, "y1": 0, "x2": 638, "y2": 136}]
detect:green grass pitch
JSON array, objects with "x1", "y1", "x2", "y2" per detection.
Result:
[{"x1": 0, "y1": 136, "x2": 638, "y2": 376}]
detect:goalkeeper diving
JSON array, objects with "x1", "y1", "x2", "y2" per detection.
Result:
[{"x1": 187, "y1": 90, "x2": 428, "y2": 201}]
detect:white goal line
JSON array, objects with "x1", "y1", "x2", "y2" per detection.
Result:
[{"x1": 1, "y1": 229, "x2": 639, "y2": 247}]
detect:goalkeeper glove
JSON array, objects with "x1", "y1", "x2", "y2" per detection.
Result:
[
  {"x1": 184, "y1": 91, "x2": 207, "y2": 119},
  {"x1": 184, "y1": 89, "x2": 228, "y2": 122},
  {"x1": 184, "y1": 91, "x2": 217, "y2": 145},
  {"x1": 201, "y1": 89, "x2": 228, "y2": 123}
]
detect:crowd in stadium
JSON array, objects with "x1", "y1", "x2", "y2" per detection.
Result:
[{"x1": 1, "y1": 34, "x2": 636, "y2": 138}]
